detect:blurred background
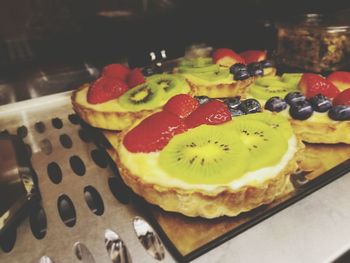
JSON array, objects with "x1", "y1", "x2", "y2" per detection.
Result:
[{"x1": 0, "y1": 0, "x2": 350, "y2": 103}]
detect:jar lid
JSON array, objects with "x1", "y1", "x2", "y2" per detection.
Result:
[{"x1": 276, "y1": 13, "x2": 350, "y2": 32}]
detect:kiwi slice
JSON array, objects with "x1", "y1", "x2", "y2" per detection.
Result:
[
  {"x1": 281, "y1": 73, "x2": 303, "y2": 85},
  {"x1": 190, "y1": 68, "x2": 231, "y2": 82},
  {"x1": 147, "y1": 74, "x2": 189, "y2": 98},
  {"x1": 249, "y1": 83, "x2": 298, "y2": 100},
  {"x1": 232, "y1": 119, "x2": 288, "y2": 171},
  {"x1": 255, "y1": 76, "x2": 295, "y2": 90},
  {"x1": 178, "y1": 57, "x2": 219, "y2": 73},
  {"x1": 159, "y1": 125, "x2": 249, "y2": 184},
  {"x1": 235, "y1": 112, "x2": 293, "y2": 140},
  {"x1": 119, "y1": 82, "x2": 164, "y2": 111}
]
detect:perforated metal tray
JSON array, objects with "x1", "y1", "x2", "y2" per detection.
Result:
[{"x1": 0, "y1": 92, "x2": 174, "y2": 263}]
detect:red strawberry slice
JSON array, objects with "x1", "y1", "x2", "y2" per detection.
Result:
[
  {"x1": 185, "y1": 99, "x2": 231, "y2": 129},
  {"x1": 102, "y1": 64, "x2": 131, "y2": 81},
  {"x1": 163, "y1": 94, "x2": 199, "y2": 118},
  {"x1": 126, "y1": 68, "x2": 146, "y2": 88},
  {"x1": 333, "y1": 88, "x2": 350, "y2": 106},
  {"x1": 239, "y1": 50, "x2": 267, "y2": 64},
  {"x1": 327, "y1": 71, "x2": 350, "y2": 91},
  {"x1": 123, "y1": 111, "x2": 188, "y2": 153},
  {"x1": 298, "y1": 73, "x2": 340, "y2": 99},
  {"x1": 87, "y1": 76, "x2": 129, "y2": 104},
  {"x1": 212, "y1": 48, "x2": 245, "y2": 67}
]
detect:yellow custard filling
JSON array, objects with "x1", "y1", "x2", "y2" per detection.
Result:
[{"x1": 118, "y1": 135, "x2": 298, "y2": 193}]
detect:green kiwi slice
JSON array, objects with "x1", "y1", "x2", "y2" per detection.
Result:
[
  {"x1": 249, "y1": 84, "x2": 298, "y2": 100},
  {"x1": 119, "y1": 82, "x2": 164, "y2": 111},
  {"x1": 235, "y1": 112, "x2": 293, "y2": 140},
  {"x1": 232, "y1": 119, "x2": 288, "y2": 171},
  {"x1": 281, "y1": 73, "x2": 303, "y2": 85},
  {"x1": 190, "y1": 68, "x2": 231, "y2": 82},
  {"x1": 178, "y1": 57, "x2": 219, "y2": 73},
  {"x1": 147, "y1": 74, "x2": 189, "y2": 99},
  {"x1": 159, "y1": 125, "x2": 249, "y2": 184}
]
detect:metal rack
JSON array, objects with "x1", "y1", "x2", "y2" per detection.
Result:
[{"x1": 0, "y1": 92, "x2": 174, "y2": 263}]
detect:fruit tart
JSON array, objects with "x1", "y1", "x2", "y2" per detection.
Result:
[
  {"x1": 175, "y1": 49, "x2": 276, "y2": 98},
  {"x1": 247, "y1": 72, "x2": 350, "y2": 144},
  {"x1": 105, "y1": 95, "x2": 303, "y2": 218},
  {"x1": 72, "y1": 64, "x2": 192, "y2": 130}
]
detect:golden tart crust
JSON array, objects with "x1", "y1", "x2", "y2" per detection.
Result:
[
  {"x1": 72, "y1": 84, "x2": 156, "y2": 130},
  {"x1": 290, "y1": 118, "x2": 350, "y2": 144},
  {"x1": 104, "y1": 130, "x2": 304, "y2": 219}
]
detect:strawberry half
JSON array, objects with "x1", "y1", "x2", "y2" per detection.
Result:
[
  {"x1": 327, "y1": 71, "x2": 350, "y2": 91},
  {"x1": 126, "y1": 68, "x2": 146, "y2": 88},
  {"x1": 239, "y1": 50, "x2": 267, "y2": 64},
  {"x1": 123, "y1": 111, "x2": 188, "y2": 153},
  {"x1": 185, "y1": 99, "x2": 231, "y2": 129},
  {"x1": 333, "y1": 88, "x2": 350, "y2": 106},
  {"x1": 102, "y1": 64, "x2": 131, "y2": 81},
  {"x1": 212, "y1": 48, "x2": 245, "y2": 67},
  {"x1": 163, "y1": 94, "x2": 199, "y2": 118},
  {"x1": 298, "y1": 73, "x2": 340, "y2": 99},
  {"x1": 87, "y1": 76, "x2": 129, "y2": 104}
]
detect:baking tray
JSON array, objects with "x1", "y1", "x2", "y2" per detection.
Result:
[{"x1": 1, "y1": 91, "x2": 350, "y2": 263}]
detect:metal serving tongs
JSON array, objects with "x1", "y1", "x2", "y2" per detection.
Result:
[{"x1": 0, "y1": 133, "x2": 39, "y2": 236}]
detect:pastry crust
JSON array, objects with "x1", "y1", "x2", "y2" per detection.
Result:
[
  {"x1": 72, "y1": 85, "x2": 156, "y2": 130},
  {"x1": 104, "y1": 131, "x2": 304, "y2": 219},
  {"x1": 290, "y1": 119, "x2": 350, "y2": 144}
]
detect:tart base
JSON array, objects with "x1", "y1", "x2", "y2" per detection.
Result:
[
  {"x1": 290, "y1": 119, "x2": 350, "y2": 144},
  {"x1": 71, "y1": 85, "x2": 156, "y2": 131},
  {"x1": 104, "y1": 131, "x2": 304, "y2": 219}
]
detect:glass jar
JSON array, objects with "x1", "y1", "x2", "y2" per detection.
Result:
[{"x1": 276, "y1": 14, "x2": 350, "y2": 73}]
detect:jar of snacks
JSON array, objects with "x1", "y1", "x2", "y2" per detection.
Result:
[{"x1": 276, "y1": 13, "x2": 350, "y2": 73}]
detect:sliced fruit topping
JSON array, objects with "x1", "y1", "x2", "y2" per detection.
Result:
[
  {"x1": 119, "y1": 82, "x2": 164, "y2": 111},
  {"x1": 289, "y1": 100, "x2": 313, "y2": 120},
  {"x1": 232, "y1": 119, "x2": 287, "y2": 171},
  {"x1": 327, "y1": 71, "x2": 350, "y2": 91},
  {"x1": 164, "y1": 94, "x2": 199, "y2": 118},
  {"x1": 298, "y1": 73, "x2": 340, "y2": 99},
  {"x1": 190, "y1": 68, "x2": 231, "y2": 82},
  {"x1": 239, "y1": 98, "x2": 262, "y2": 114},
  {"x1": 159, "y1": 125, "x2": 249, "y2": 184},
  {"x1": 123, "y1": 111, "x2": 187, "y2": 153},
  {"x1": 333, "y1": 89, "x2": 350, "y2": 106},
  {"x1": 178, "y1": 57, "x2": 219, "y2": 73},
  {"x1": 284, "y1": 91, "x2": 306, "y2": 105},
  {"x1": 147, "y1": 74, "x2": 189, "y2": 98},
  {"x1": 236, "y1": 112, "x2": 293, "y2": 140},
  {"x1": 239, "y1": 50, "x2": 267, "y2": 64},
  {"x1": 212, "y1": 48, "x2": 245, "y2": 67},
  {"x1": 328, "y1": 105, "x2": 350, "y2": 121},
  {"x1": 281, "y1": 73, "x2": 303, "y2": 85},
  {"x1": 87, "y1": 77, "x2": 129, "y2": 104},
  {"x1": 264, "y1": 96, "x2": 287, "y2": 112},
  {"x1": 126, "y1": 68, "x2": 145, "y2": 88},
  {"x1": 102, "y1": 64, "x2": 131, "y2": 81},
  {"x1": 185, "y1": 99, "x2": 231, "y2": 128},
  {"x1": 308, "y1": 94, "x2": 332, "y2": 112}
]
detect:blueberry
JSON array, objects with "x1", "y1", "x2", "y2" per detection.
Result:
[
  {"x1": 229, "y1": 63, "x2": 247, "y2": 75},
  {"x1": 229, "y1": 108, "x2": 246, "y2": 117},
  {"x1": 224, "y1": 96, "x2": 241, "y2": 110},
  {"x1": 260, "y1": 60, "x2": 274, "y2": 68},
  {"x1": 264, "y1": 96, "x2": 287, "y2": 112},
  {"x1": 194, "y1": 96, "x2": 210, "y2": 105},
  {"x1": 240, "y1": 98, "x2": 262, "y2": 114},
  {"x1": 328, "y1": 105, "x2": 350, "y2": 121},
  {"x1": 234, "y1": 70, "x2": 250, "y2": 81},
  {"x1": 289, "y1": 100, "x2": 313, "y2": 120},
  {"x1": 247, "y1": 62, "x2": 264, "y2": 77},
  {"x1": 142, "y1": 66, "x2": 162, "y2": 76},
  {"x1": 284, "y1": 92, "x2": 306, "y2": 105},
  {"x1": 308, "y1": 94, "x2": 332, "y2": 112}
]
